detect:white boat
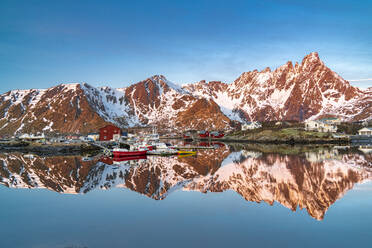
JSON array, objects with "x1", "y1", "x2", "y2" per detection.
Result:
[{"x1": 147, "y1": 148, "x2": 178, "y2": 155}]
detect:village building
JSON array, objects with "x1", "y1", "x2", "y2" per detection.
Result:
[
  {"x1": 304, "y1": 120, "x2": 337, "y2": 133},
  {"x1": 358, "y1": 145, "x2": 372, "y2": 154},
  {"x1": 241, "y1": 121, "x2": 262, "y2": 130},
  {"x1": 87, "y1": 133, "x2": 100, "y2": 141},
  {"x1": 319, "y1": 117, "x2": 341, "y2": 125},
  {"x1": 18, "y1": 133, "x2": 46, "y2": 142},
  {"x1": 66, "y1": 135, "x2": 80, "y2": 140},
  {"x1": 358, "y1": 127, "x2": 372, "y2": 136},
  {"x1": 99, "y1": 125, "x2": 121, "y2": 141}
]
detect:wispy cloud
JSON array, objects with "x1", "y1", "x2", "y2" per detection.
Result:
[{"x1": 348, "y1": 78, "x2": 372, "y2": 82}]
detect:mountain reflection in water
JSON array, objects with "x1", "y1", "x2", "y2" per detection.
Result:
[{"x1": 1, "y1": 145, "x2": 371, "y2": 220}]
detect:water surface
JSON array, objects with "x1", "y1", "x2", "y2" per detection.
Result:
[{"x1": 1, "y1": 144, "x2": 372, "y2": 248}]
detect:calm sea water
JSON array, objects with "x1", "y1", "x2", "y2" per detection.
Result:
[{"x1": 1, "y1": 143, "x2": 372, "y2": 248}]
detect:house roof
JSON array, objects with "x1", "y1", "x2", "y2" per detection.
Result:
[
  {"x1": 244, "y1": 121, "x2": 260, "y2": 125},
  {"x1": 320, "y1": 117, "x2": 339, "y2": 121},
  {"x1": 99, "y1": 124, "x2": 120, "y2": 130},
  {"x1": 359, "y1": 127, "x2": 372, "y2": 131}
]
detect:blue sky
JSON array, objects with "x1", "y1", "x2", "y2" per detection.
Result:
[{"x1": 1, "y1": 0, "x2": 371, "y2": 93}]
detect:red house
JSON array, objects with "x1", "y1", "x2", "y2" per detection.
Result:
[
  {"x1": 210, "y1": 131, "x2": 224, "y2": 138},
  {"x1": 198, "y1": 130, "x2": 209, "y2": 138},
  {"x1": 99, "y1": 125, "x2": 121, "y2": 141}
]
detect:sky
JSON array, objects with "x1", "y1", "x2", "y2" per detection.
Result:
[{"x1": 1, "y1": 0, "x2": 372, "y2": 93}]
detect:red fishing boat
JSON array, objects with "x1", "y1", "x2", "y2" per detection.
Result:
[
  {"x1": 113, "y1": 155, "x2": 147, "y2": 162},
  {"x1": 112, "y1": 148, "x2": 147, "y2": 157},
  {"x1": 138, "y1": 144, "x2": 155, "y2": 151}
]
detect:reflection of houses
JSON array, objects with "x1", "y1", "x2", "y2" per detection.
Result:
[
  {"x1": 358, "y1": 145, "x2": 372, "y2": 154},
  {"x1": 242, "y1": 121, "x2": 262, "y2": 130},
  {"x1": 358, "y1": 127, "x2": 372, "y2": 136},
  {"x1": 305, "y1": 149, "x2": 342, "y2": 162},
  {"x1": 241, "y1": 150, "x2": 262, "y2": 158},
  {"x1": 19, "y1": 133, "x2": 45, "y2": 141},
  {"x1": 304, "y1": 120, "x2": 337, "y2": 133}
]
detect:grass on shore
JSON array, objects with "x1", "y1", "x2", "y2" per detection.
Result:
[{"x1": 227, "y1": 127, "x2": 333, "y2": 141}]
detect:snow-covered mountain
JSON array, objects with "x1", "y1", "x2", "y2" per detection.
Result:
[
  {"x1": 183, "y1": 52, "x2": 372, "y2": 122},
  {"x1": 0, "y1": 76, "x2": 231, "y2": 135},
  {"x1": 0, "y1": 52, "x2": 370, "y2": 135},
  {"x1": 1, "y1": 149, "x2": 372, "y2": 219},
  {"x1": 0, "y1": 84, "x2": 111, "y2": 135}
]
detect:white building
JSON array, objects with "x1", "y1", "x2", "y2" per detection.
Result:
[
  {"x1": 358, "y1": 127, "x2": 372, "y2": 136},
  {"x1": 87, "y1": 133, "x2": 99, "y2": 141},
  {"x1": 305, "y1": 120, "x2": 337, "y2": 133},
  {"x1": 19, "y1": 133, "x2": 46, "y2": 141},
  {"x1": 242, "y1": 121, "x2": 262, "y2": 130}
]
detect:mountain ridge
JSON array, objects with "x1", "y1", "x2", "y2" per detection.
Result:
[{"x1": 0, "y1": 52, "x2": 371, "y2": 135}]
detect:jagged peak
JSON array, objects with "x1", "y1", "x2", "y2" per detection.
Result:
[
  {"x1": 60, "y1": 83, "x2": 81, "y2": 89},
  {"x1": 275, "y1": 61, "x2": 294, "y2": 73},
  {"x1": 148, "y1": 74, "x2": 167, "y2": 82},
  {"x1": 146, "y1": 74, "x2": 184, "y2": 93},
  {"x1": 301, "y1": 52, "x2": 323, "y2": 67}
]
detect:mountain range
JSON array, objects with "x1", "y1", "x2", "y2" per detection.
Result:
[{"x1": 0, "y1": 52, "x2": 371, "y2": 135}]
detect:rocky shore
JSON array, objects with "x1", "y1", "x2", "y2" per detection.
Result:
[
  {"x1": 0, "y1": 141, "x2": 101, "y2": 155},
  {"x1": 220, "y1": 128, "x2": 350, "y2": 145}
]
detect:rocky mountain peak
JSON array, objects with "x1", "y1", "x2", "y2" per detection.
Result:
[{"x1": 300, "y1": 51, "x2": 324, "y2": 71}]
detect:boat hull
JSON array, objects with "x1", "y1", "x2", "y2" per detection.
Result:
[
  {"x1": 177, "y1": 151, "x2": 196, "y2": 155},
  {"x1": 113, "y1": 150, "x2": 147, "y2": 157},
  {"x1": 113, "y1": 155, "x2": 147, "y2": 162}
]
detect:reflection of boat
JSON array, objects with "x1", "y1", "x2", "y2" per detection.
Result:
[
  {"x1": 177, "y1": 151, "x2": 196, "y2": 155},
  {"x1": 100, "y1": 156, "x2": 114, "y2": 165},
  {"x1": 113, "y1": 155, "x2": 147, "y2": 162},
  {"x1": 112, "y1": 148, "x2": 147, "y2": 157},
  {"x1": 178, "y1": 153, "x2": 196, "y2": 158},
  {"x1": 147, "y1": 149, "x2": 178, "y2": 156},
  {"x1": 199, "y1": 141, "x2": 225, "y2": 148}
]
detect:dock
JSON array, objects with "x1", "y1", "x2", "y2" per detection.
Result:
[{"x1": 174, "y1": 146, "x2": 215, "y2": 150}]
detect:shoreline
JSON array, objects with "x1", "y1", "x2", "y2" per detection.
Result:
[
  {"x1": 0, "y1": 142, "x2": 101, "y2": 155},
  {"x1": 0, "y1": 135, "x2": 358, "y2": 156},
  {"x1": 161, "y1": 136, "x2": 350, "y2": 145},
  {"x1": 209, "y1": 137, "x2": 350, "y2": 145}
]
